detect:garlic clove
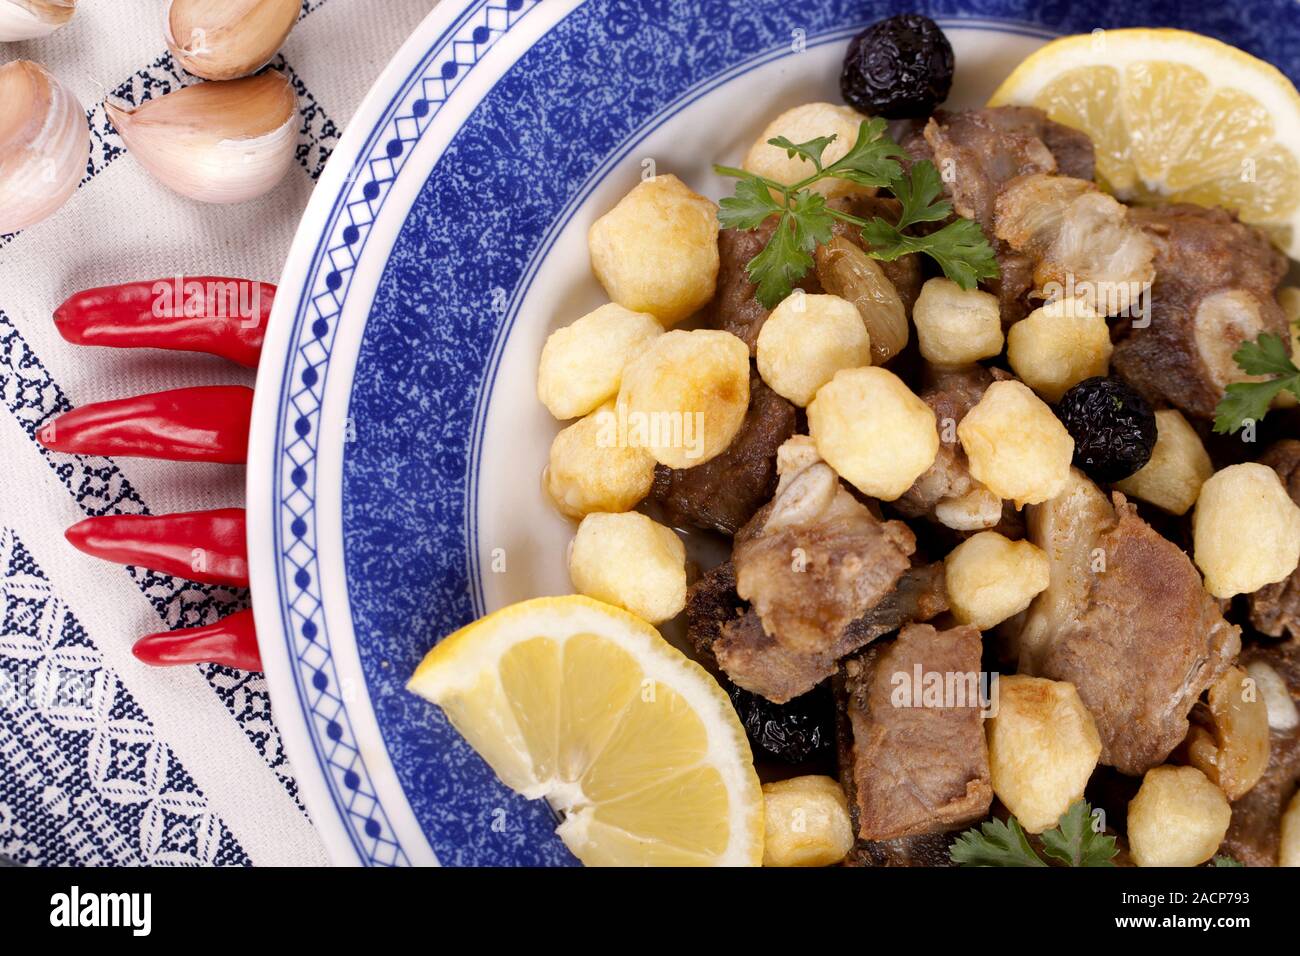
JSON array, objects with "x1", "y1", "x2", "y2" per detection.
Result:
[
  {"x1": 0, "y1": 60, "x2": 89, "y2": 234},
  {"x1": 106, "y1": 71, "x2": 298, "y2": 205},
  {"x1": 164, "y1": 0, "x2": 299, "y2": 82},
  {"x1": 0, "y1": 0, "x2": 76, "y2": 41}
]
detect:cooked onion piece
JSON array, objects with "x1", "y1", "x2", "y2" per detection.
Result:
[
  {"x1": 1182, "y1": 666, "x2": 1269, "y2": 801},
  {"x1": 814, "y1": 236, "x2": 908, "y2": 364}
]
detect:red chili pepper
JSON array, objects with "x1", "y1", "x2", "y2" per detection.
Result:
[
  {"x1": 54, "y1": 278, "x2": 274, "y2": 368},
  {"x1": 65, "y1": 509, "x2": 249, "y2": 587},
  {"x1": 133, "y1": 608, "x2": 262, "y2": 671},
  {"x1": 38, "y1": 385, "x2": 252, "y2": 462}
]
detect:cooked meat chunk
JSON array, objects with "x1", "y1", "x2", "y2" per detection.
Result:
[
  {"x1": 690, "y1": 561, "x2": 947, "y2": 703},
  {"x1": 1111, "y1": 204, "x2": 1289, "y2": 420},
  {"x1": 921, "y1": 107, "x2": 1095, "y2": 323},
  {"x1": 895, "y1": 364, "x2": 1011, "y2": 526},
  {"x1": 843, "y1": 832, "x2": 956, "y2": 867},
  {"x1": 651, "y1": 373, "x2": 796, "y2": 535},
  {"x1": 1015, "y1": 469, "x2": 1241, "y2": 775},
  {"x1": 733, "y1": 437, "x2": 915, "y2": 653},
  {"x1": 993, "y1": 173, "x2": 1155, "y2": 317},
  {"x1": 1220, "y1": 638, "x2": 1300, "y2": 866},
  {"x1": 710, "y1": 195, "x2": 921, "y2": 353},
  {"x1": 838, "y1": 623, "x2": 993, "y2": 842},
  {"x1": 1250, "y1": 441, "x2": 1300, "y2": 639}
]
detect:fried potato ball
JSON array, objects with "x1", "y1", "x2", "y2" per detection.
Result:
[
  {"x1": 744, "y1": 103, "x2": 871, "y2": 198},
  {"x1": 537, "y1": 303, "x2": 663, "y2": 420},
  {"x1": 1113, "y1": 409, "x2": 1212, "y2": 515},
  {"x1": 1193, "y1": 463, "x2": 1300, "y2": 598},
  {"x1": 756, "y1": 293, "x2": 871, "y2": 407},
  {"x1": 945, "y1": 531, "x2": 1050, "y2": 631},
  {"x1": 987, "y1": 675, "x2": 1102, "y2": 833},
  {"x1": 760, "y1": 775, "x2": 854, "y2": 867},
  {"x1": 807, "y1": 366, "x2": 939, "y2": 501},
  {"x1": 912, "y1": 278, "x2": 1004, "y2": 367},
  {"x1": 958, "y1": 380, "x2": 1074, "y2": 507},
  {"x1": 616, "y1": 329, "x2": 750, "y2": 469},
  {"x1": 1127, "y1": 765, "x2": 1231, "y2": 867},
  {"x1": 568, "y1": 512, "x2": 686, "y2": 624},
  {"x1": 1006, "y1": 299, "x2": 1112, "y2": 402},
  {"x1": 545, "y1": 401, "x2": 656, "y2": 519},
  {"x1": 588, "y1": 174, "x2": 719, "y2": 325}
]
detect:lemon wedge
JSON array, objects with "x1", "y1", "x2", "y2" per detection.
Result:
[
  {"x1": 408, "y1": 595, "x2": 763, "y2": 866},
  {"x1": 989, "y1": 28, "x2": 1300, "y2": 257}
]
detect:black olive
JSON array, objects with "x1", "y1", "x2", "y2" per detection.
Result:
[
  {"x1": 727, "y1": 681, "x2": 834, "y2": 764},
  {"x1": 840, "y1": 14, "x2": 955, "y2": 119},
  {"x1": 1056, "y1": 376, "x2": 1158, "y2": 483}
]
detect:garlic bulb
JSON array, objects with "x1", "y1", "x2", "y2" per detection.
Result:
[
  {"x1": 164, "y1": 0, "x2": 299, "y2": 81},
  {"x1": 106, "y1": 71, "x2": 298, "y2": 204},
  {"x1": 0, "y1": 0, "x2": 76, "y2": 41},
  {"x1": 0, "y1": 60, "x2": 89, "y2": 234}
]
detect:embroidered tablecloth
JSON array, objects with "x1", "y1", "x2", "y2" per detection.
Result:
[{"x1": 0, "y1": 0, "x2": 435, "y2": 866}]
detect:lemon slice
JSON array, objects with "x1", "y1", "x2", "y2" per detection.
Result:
[
  {"x1": 407, "y1": 595, "x2": 763, "y2": 866},
  {"x1": 989, "y1": 28, "x2": 1300, "y2": 257}
]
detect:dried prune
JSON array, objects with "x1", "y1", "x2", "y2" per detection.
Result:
[
  {"x1": 840, "y1": 14, "x2": 954, "y2": 119},
  {"x1": 728, "y1": 681, "x2": 834, "y2": 763},
  {"x1": 1056, "y1": 376, "x2": 1158, "y2": 483}
]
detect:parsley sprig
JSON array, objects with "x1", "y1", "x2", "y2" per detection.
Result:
[
  {"x1": 949, "y1": 801, "x2": 1118, "y2": 867},
  {"x1": 1212, "y1": 332, "x2": 1300, "y2": 434},
  {"x1": 715, "y1": 119, "x2": 999, "y2": 308}
]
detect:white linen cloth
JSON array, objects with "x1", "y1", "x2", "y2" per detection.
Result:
[{"x1": 0, "y1": 0, "x2": 436, "y2": 866}]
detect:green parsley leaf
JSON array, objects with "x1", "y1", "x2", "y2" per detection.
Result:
[
  {"x1": 1212, "y1": 855, "x2": 1245, "y2": 867},
  {"x1": 767, "y1": 133, "x2": 838, "y2": 173},
  {"x1": 1040, "y1": 800, "x2": 1118, "y2": 868},
  {"x1": 717, "y1": 176, "x2": 784, "y2": 231},
  {"x1": 863, "y1": 216, "x2": 1001, "y2": 290},
  {"x1": 745, "y1": 214, "x2": 814, "y2": 309},
  {"x1": 951, "y1": 801, "x2": 1118, "y2": 868},
  {"x1": 890, "y1": 160, "x2": 952, "y2": 231},
  {"x1": 715, "y1": 121, "x2": 997, "y2": 304},
  {"x1": 1212, "y1": 332, "x2": 1300, "y2": 434},
  {"x1": 824, "y1": 118, "x2": 905, "y2": 188},
  {"x1": 950, "y1": 815, "x2": 1048, "y2": 867}
]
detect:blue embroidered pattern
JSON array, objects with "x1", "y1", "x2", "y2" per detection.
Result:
[
  {"x1": 267, "y1": 0, "x2": 1300, "y2": 866},
  {"x1": 0, "y1": 526, "x2": 249, "y2": 866}
]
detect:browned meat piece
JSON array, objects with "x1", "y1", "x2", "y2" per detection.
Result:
[
  {"x1": 650, "y1": 373, "x2": 795, "y2": 535},
  {"x1": 895, "y1": 364, "x2": 1010, "y2": 526},
  {"x1": 1220, "y1": 638, "x2": 1300, "y2": 866},
  {"x1": 838, "y1": 623, "x2": 993, "y2": 843},
  {"x1": 993, "y1": 173, "x2": 1155, "y2": 317},
  {"x1": 921, "y1": 107, "x2": 1096, "y2": 323},
  {"x1": 1251, "y1": 441, "x2": 1300, "y2": 639},
  {"x1": 733, "y1": 437, "x2": 915, "y2": 653},
  {"x1": 710, "y1": 195, "x2": 921, "y2": 353},
  {"x1": 691, "y1": 562, "x2": 947, "y2": 703},
  {"x1": 843, "y1": 832, "x2": 956, "y2": 867},
  {"x1": 1111, "y1": 204, "x2": 1289, "y2": 420},
  {"x1": 1016, "y1": 470, "x2": 1241, "y2": 775},
  {"x1": 923, "y1": 106, "x2": 1094, "y2": 231}
]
